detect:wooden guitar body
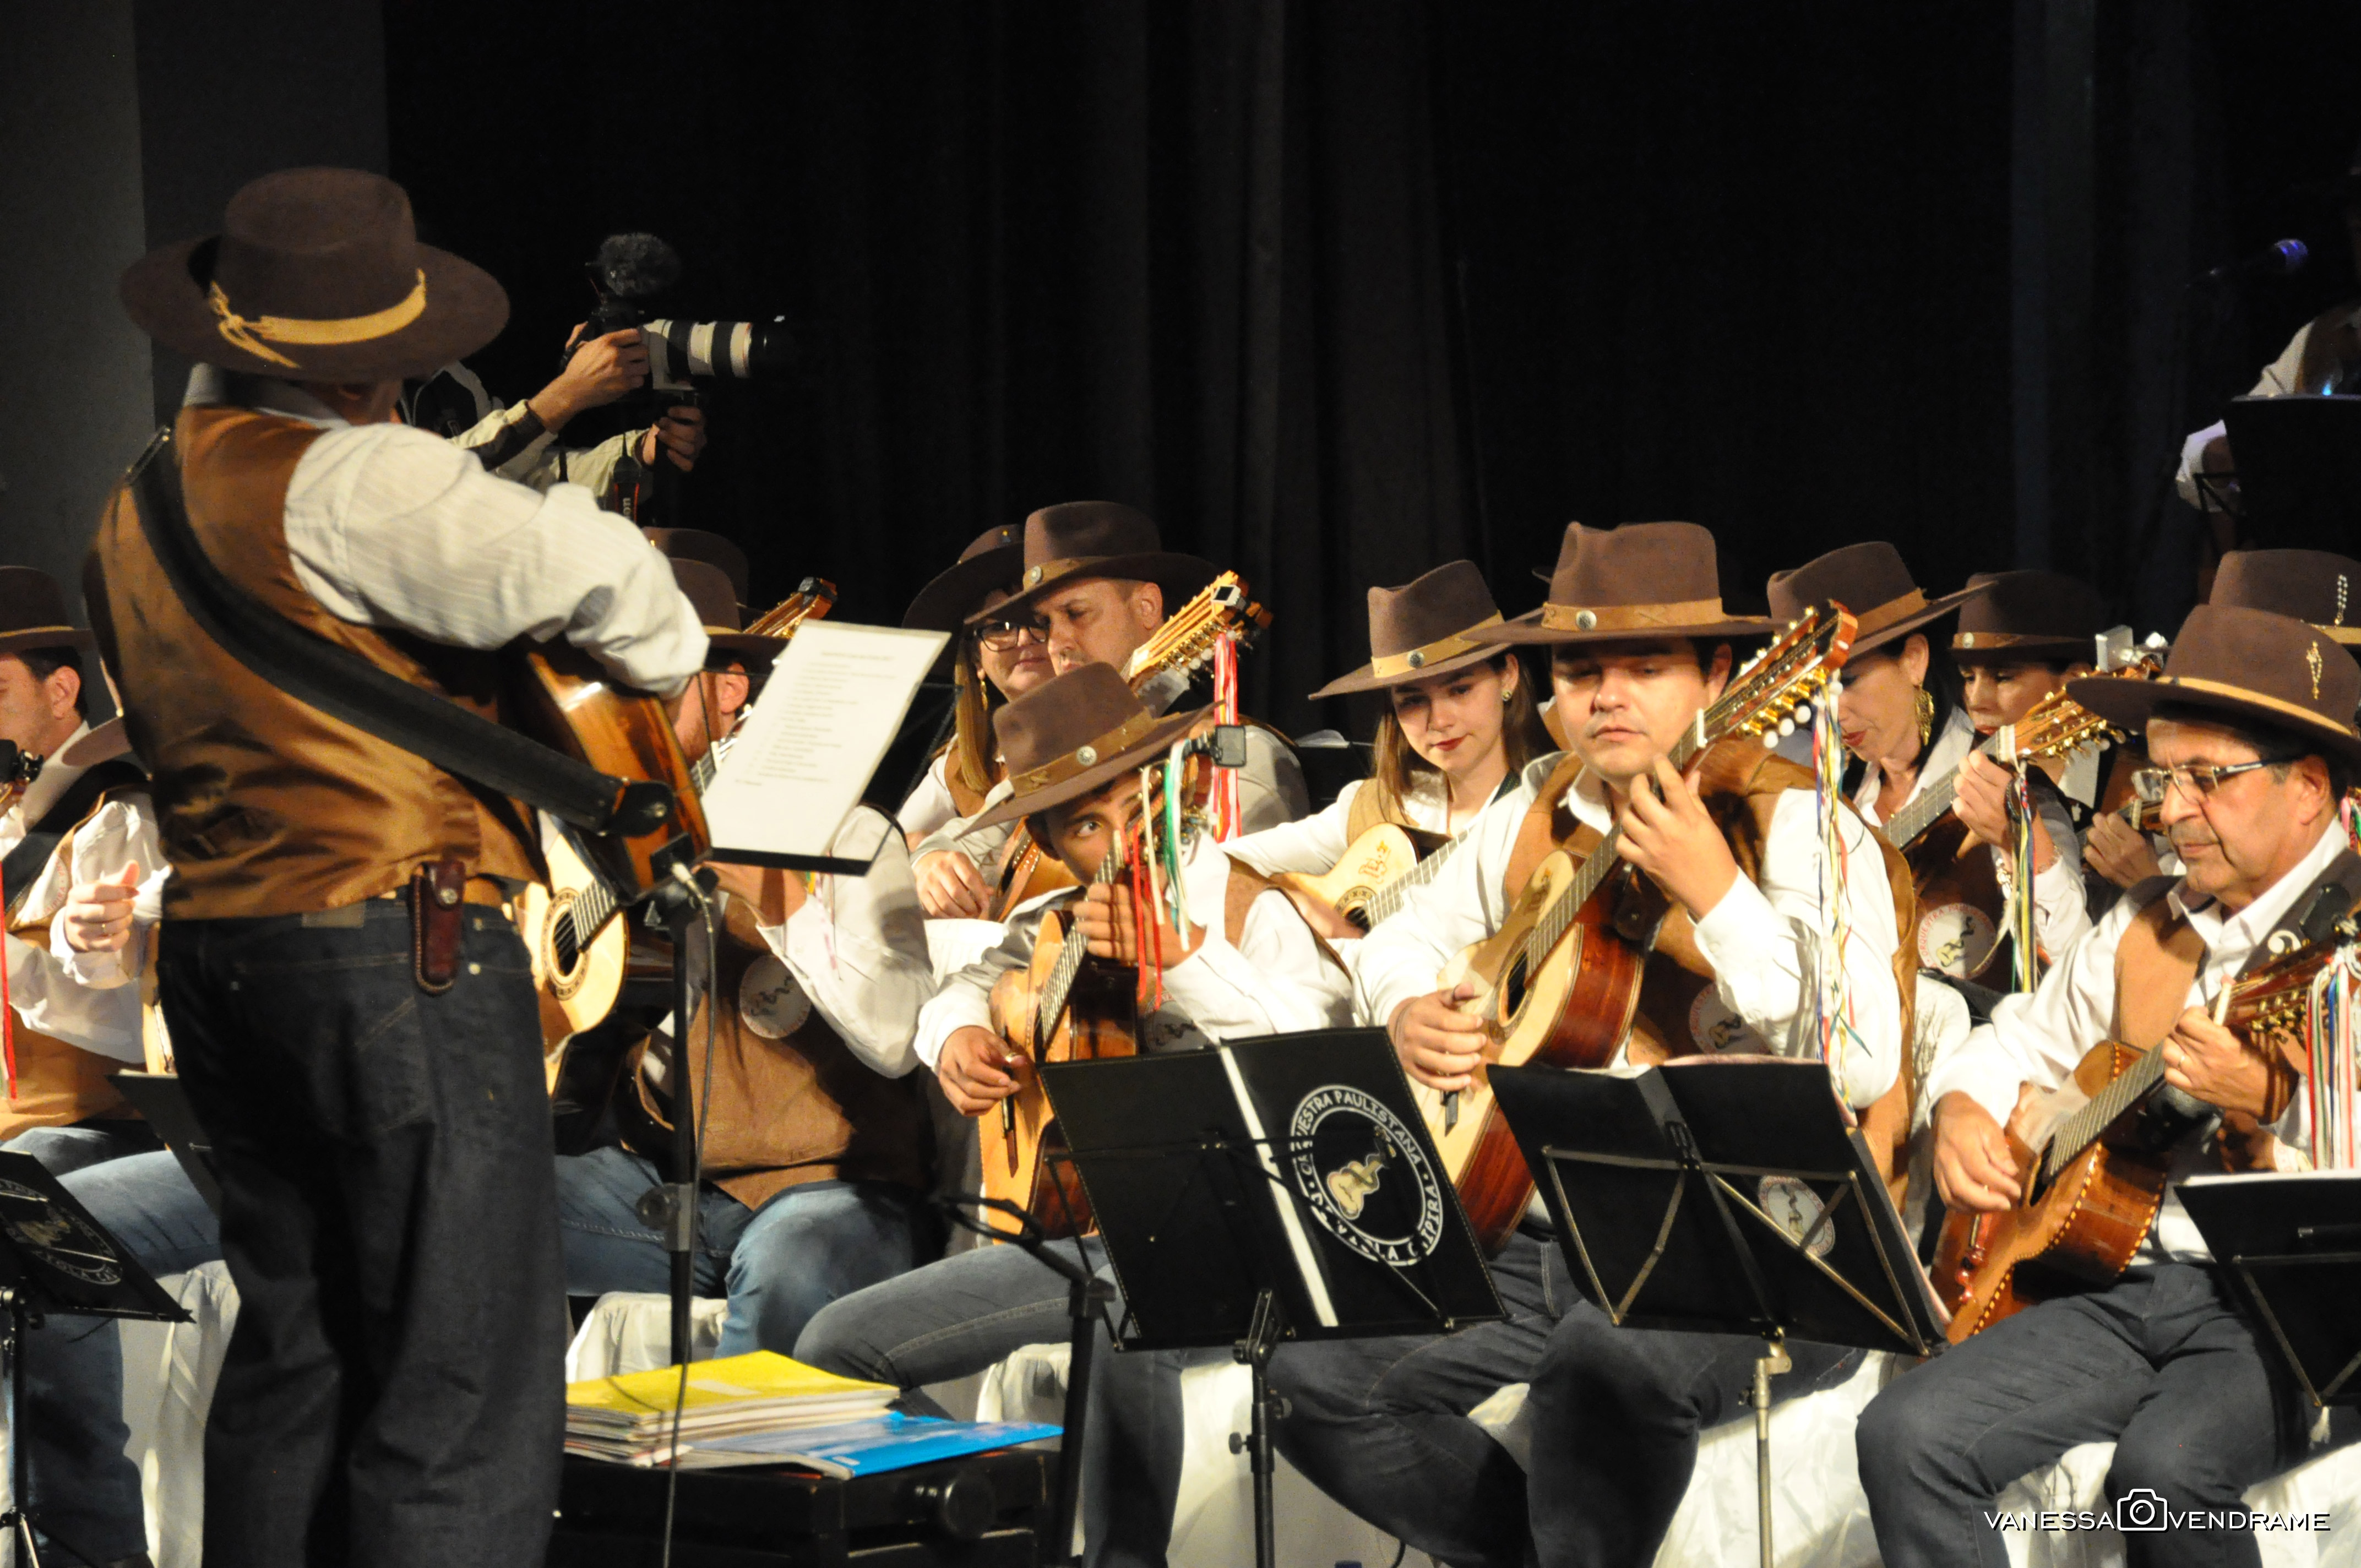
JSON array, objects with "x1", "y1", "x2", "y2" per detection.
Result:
[
  {"x1": 506, "y1": 642, "x2": 710, "y2": 902},
  {"x1": 1416, "y1": 847, "x2": 1651, "y2": 1251},
  {"x1": 517, "y1": 831, "x2": 632, "y2": 1088},
  {"x1": 993, "y1": 837, "x2": 1080, "y2": 922},
  {"x1": 1272, "y1": 823, "x2": 1449, "y2": 934},
  {"x1": 982, "y1": 908, "x2": 1139, "y2": 1238},
  {"x1": 1905, "y1": 813, "x2": 2008, "y2": 982},
  {"x1": 1929, "y1": 1039, "x2": 2173, "y2": 1343}
]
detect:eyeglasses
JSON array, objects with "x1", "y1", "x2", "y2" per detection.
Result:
[
  {"x1": 2130, "y1": 757, "x2": 2296, "y2": 805},
  {"x1": 973, "y1": 615, "x2": 1049, "y2": 652}
]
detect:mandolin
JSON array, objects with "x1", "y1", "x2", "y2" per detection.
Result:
[
  {"x1": 519, "y1": 579, "x2": 837, "y2": 1086},
  {"x1": 991, "y1": 572, "x2": 1272, "y2": 919},
  {"x1": 1421, "y1": 607, "x2": 1857, "y2": 1252},
  {"x1": 1271, "y1": 821, "x2": 1454, "y2": 938},
  {"x1": 1931, "y1": 930, "x2": 2343, "y2": 1342}
]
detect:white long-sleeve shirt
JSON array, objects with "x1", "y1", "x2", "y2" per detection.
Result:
[
  {"x1": 897, "y1": 753, "x2": 966, "y2": 842},
  {"x1": 1353, "y1": 750, "x2": 1905, "y2": 1109},
  {"x1": 1925, "y1": 817, "x2": 2344, "y2": 1264},
  {"x1": 2174, "y1": 308, "x2": 2359, "y2": 509},
  {"x1": 912, "y1": 832, "x2": 1352, "y2": 1071},
  {"x1": 186, "y1": 367, "x2": 706, "y2": 696},
  {"x1": 1225, "y1": 775, "x2": 1452, "y2": 878},
  {"x1": 752, "y1": 807, "x2": 932, "y2": 1079},
  {"x1": 1, "y1": 725, "x2": 165, "y2": 1062}
]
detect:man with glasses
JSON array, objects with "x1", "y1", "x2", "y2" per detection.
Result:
[{"x1": 1856, "y1": 602, "x2": 2361, "y2": 1568}]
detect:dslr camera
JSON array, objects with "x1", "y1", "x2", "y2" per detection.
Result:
[{"x1": 579, "y1": 232, "x2": 799, "y2": 391}]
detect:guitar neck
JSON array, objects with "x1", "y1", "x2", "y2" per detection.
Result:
[
  {"x1": 1035, "y1": 845, "x2": 1133, "y2": 1039},
  {"x1": 1884, "y1": 731, "x2": 2004, "y2": 849},
  {"x1": 1362, "y1": 829, "x2": 1465, "y2": 928}
]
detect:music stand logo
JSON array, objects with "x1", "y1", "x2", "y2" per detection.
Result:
[{"x1": 1287, "y1": 1085, "x2": 1446, "y2": 1267}]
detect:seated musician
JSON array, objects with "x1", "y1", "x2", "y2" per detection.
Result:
[
  {"x1": 797, "y1": 662, "x2": 1351, "y2": 1567},
  {"x1": 1227, "y1": 559, "x2": 1552, "y2": 898},
  {"x1": 1271, "y1": 521, "x2": 1910, "y2": 1568},
  {"x1": 0, "y1": 569, "x2": 166, "y2": 1177},
  {"x1": 1858, "y1": 603, "x2": 2361, "y2": 1566},
  {"x1": 553, "y1": 549, "x2": 937, "y2": 1358},
  {"x1": 910, "y1": 502, "x2": 1309, "y2": 918},
  {"x1": 1946, "y1": 569, "x2": 2108, "y2": 947},
  {"x1": 895, "y1": 524, "x2": 1052, "y2": 843}
]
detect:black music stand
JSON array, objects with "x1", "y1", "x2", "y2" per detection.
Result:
[
  {"x1": 0, "y1": 1151, "x2": 189, "y2": 1567},
  {"x1": 1490, "y1": 1057, "x2": 1943, "y2": 1568},
  {"x1": 2220, "y1": 395, "x2": 2361, "y2": 549},
  {"x1": 2180, "y1": 1173, "x2": 2361, "y2": 1409},
  {"x1": 1041, "y1": 1029, "x2": 1502, "y2": 1568}
]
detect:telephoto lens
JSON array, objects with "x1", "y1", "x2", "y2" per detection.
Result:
[{"x1": 644, "y1": 318, "x2": 797, "y2": 384}]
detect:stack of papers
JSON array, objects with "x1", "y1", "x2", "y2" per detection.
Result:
[
  {"x1": 684, "y1": 1412, "x2": 1062, "y2": 1477},
  {"x1": 564, "y1": 1351, "x2": 897, "y2": 1468}
]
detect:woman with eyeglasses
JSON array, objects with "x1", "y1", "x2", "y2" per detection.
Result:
[
  {"x1": 1228, "y1": 563, "x2": 1552, "y2": 931},
  {"x1": 898, "y1": 527, "x2": 1056, "y2": 844}
]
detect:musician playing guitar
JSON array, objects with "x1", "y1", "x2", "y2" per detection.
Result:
[
  {"x1": 550, "y1": 546, "x2": 936, "y2": 1360},
  {"x1": 1227, "y1": 560, "x2": 1553, "y2": 935},
  {"x1": 1271, "y1": 522, "x2": 1912, "y2": 1568},
  {"x1": 1858, "y1": 603, "x2": 2361, "y2": 1568},
  {"x1": 86, "y1": 170, "x2": 706, "y2": 1567},
  {"x1": 909, "y1": 502, "x2": 1309, "y2": 918},
  {"x1": 894, "y1": 524, "x2": 1051, "y2": 842},
  {"x1": 797, "y1": 664, "x2": 1350, "y2": 1568}
]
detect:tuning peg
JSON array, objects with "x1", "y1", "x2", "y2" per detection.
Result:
[
  {"x1": 1761, "y1": 730, "x2": 1779, "y2": 749},
  {"x1": 1792, "y1": 701, "x2": 1811, "y2": 725}
]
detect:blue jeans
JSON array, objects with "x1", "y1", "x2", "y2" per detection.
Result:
[
  {"x1": 1856, "y1": 1264, "x2": 2351, "y2": 1568},
  {"x1": 24, "y1": 1150, "x2": 219, "y2": 1562},
  {"x1": 554, "y1": 1144, "x2": 928, "y2": 1357},
  {"x1": 796, "y1": 1237, "x2": 1189, "y2": 1568},
  {"x1": 161, "y1": 897, "x2": 567, "y2": 1568},
  {"x1": 1, "y1": 1117, "x2": 161, "y2": 1176}
]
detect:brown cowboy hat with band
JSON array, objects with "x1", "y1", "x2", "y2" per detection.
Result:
[
  {"x1": 2210, "y1": 549, "x2": 2361, "y2": 647},
  {"x1": 969, "y1": 664, "x2": 1208, "y2": 834},
  {"x1": 643, "y1": 528, "x2": 752, "y2": 612},
  {"x1": 1766, "y1": 542, "x2": 1989, "y2": 656},
  {"x1": 905, "y1": 524, "x2": 1025, "y2": 634},
  {"x1": 664, "y1": 557, "x2": 787, "y2": 670},
  {"x1": 2066, "y1": 604, "x2": 2361, "y2": 767},
  {"x1": 966, "y1": 503, "x2": 1216, "y2": 627},
  {"x1": 0, "y1": 568, "x2": 97, "y2": 658},
  {"x1": 1312, "y1": 560, "x2": 1517, "y2": 699},
  {"x1": 1950, "y1": 570, "x2": 2110, "y2": 666},
  {"x1": 1492, "y1": 521, "x2": 1769, "y2": 646},
  {"x1": 120, "y1": 167, "x2": 508, "y2": 382}
]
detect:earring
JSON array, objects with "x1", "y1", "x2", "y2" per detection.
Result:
[
  {"x1": 1502, "y1": 689, "x2": 1514, "y2": 704},
  {"x1": 1914, "y1": 685, "x2": 1935, "y2": 748}
]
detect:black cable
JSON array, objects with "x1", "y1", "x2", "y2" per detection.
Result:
[{"x1": 1386, "y1": 1538, "x2": 1408, "y2": 1568}]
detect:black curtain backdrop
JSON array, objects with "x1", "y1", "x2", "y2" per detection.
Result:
[{"x1": 383, "y1": 1, "x2": 2361, "y2": 736}]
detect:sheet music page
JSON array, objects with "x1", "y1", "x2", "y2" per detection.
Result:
[{"x1": 704, "y1": 622, "x2": 949, "y2": 861}]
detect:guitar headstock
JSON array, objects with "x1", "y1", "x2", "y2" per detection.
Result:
[
  {"x1": 1707, "y1": 602, "x2": 1859, "y2": 748},
  {"x1": 2003, "y1": 685, "x2": 2119, "y2": 765},
  {"x1": 742, "y1": 576, "x2": 840, "y2": 639},
  {"x1": 1122, "y1": 571, "x2": 1272, "y2": 689},
  {"x1": 2227, "y1": 935, "x2": 2351, "y2": 1037}
]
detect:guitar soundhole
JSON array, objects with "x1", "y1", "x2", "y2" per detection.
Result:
[
  {"x1": 551, "y1": 912, "x2": 581, "y2": 974},
  {"x1": 1502, "y1": 955, "x2": 1530, "y2": 1020}
]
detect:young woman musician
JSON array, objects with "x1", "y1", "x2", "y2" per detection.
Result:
[
  {"x1": 896, "y1": 525, "x2": 1054, "y2": 841},
  {"x1": 1228, "y1": 561, "x2": 1553, "y2": 883}
]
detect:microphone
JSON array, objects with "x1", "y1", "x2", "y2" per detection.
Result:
[{"x1": 2199, "y1": 238, "x2": 2309, "y2": 285}]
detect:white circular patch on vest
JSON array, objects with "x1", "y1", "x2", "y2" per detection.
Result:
[
  {"x1": 1688, "y1": 990, "x2": 1762, "y2": 1053},
  {"x1": 1918, "y1": 902, "x2": 1998, "y2": 978},
  {"x1": 1757, "y1": 1175, "x2": 1836, "y2": 1260},
  {"x1": 738, "y1": 954, "x2": 810, "y2": 1040}
]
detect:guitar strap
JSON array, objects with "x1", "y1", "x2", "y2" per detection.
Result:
[
  {"x1": 123, "y1": 427, "x2": 656, "y2": 835},
  {"x1": 3, "y1": 761, "x2": 148, "y2": 921}
]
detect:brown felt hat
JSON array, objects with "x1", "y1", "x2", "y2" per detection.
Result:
[
  {"x1": 1493, "y1": 522, "x2": 1769, "y2": 646},
  {"x1": 2210, "y1": 549, "x2": 2361, "y2": 646},
  {"x1": 59, "y1": 718, "x2": 132, "y2": 767},
  {"x1": 643, "y1": 528, "x2": 751, "y2": 610},
  {"x1": 667, "y1": 558, "x2": 785, "y2": 669},
  {"x1": 1312, "y1": 561, "x2": 1516, "y2": 698},
  {"x1": 2066, "y1": 604, "x2": 2361, "y2": 766},
  {"x1": 0, "y1": 568, "x2": 96, "y2": 658},
  {"x1": 1766, "y1": 542, "x2": 1989, "y2": 656},
  {"x1": 969, "y1": 503, "x2": 1216, "y2": 625},
  {"x1": 905, "y1": 524, "x2": 1025, "y2": 634},
  {"x1": 120, "y1": 168, "x2": 507, "y2": 382},
  {"x1": 1950, "y1": 570, "x2": 2110, "y2": 666},
  {"x1": 969, "y1": 663, "x2": 1207, "y2": 832}
]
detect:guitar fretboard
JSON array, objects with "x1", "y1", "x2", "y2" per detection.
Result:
[
  {"x1": 1881, "y1": 731, "x2": 2004, "y2": 851},
  {"x1": 1034, "y1": 846, "x2": 1132, "y2": 1042},
  {"x1": 1360, "y1": 827, "x2": 1468, "y2": 929}
]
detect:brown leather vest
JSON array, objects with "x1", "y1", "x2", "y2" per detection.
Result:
[
  {"x1": 1503, "y1": 743, "x2": 1922, "y2": 1199},
  {"x1": 85, "y1": 406, "x2": 540, "y2": 919},
  {"x1": 625, "y1": 895, "x2": 930, "y2": 1210},
  {"x1": 1, "y1": 790, "x2": 150, "y2": 1137},
  {"x1": 1344, "y1": 776, "x2": 1421, "y2": 842}
]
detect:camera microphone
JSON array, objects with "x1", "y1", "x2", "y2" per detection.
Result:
[
  {"x1": 593, "y1": 232, "x2": 683, "y2": 301},
  {"x1": 2198, "y1": 238, "x2": 2309, "y2": 285}
]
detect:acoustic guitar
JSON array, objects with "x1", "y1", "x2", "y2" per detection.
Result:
[
  {"x1": 519, "y1": 579, "x2": 837, "y2": 1087},
  {"x1": 1271, "y1": 820, "x2": 1453, "y2": 937},
  {"x1": 991, "y1": 572, "x2": 1273, "y2": 919},
  {"x1": 1421, "y1": 606, "x2": 1858, "y2": 1251},
  {"x1": 1931, "y1": 930, "x2": 2341, "y2": 1342}
]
